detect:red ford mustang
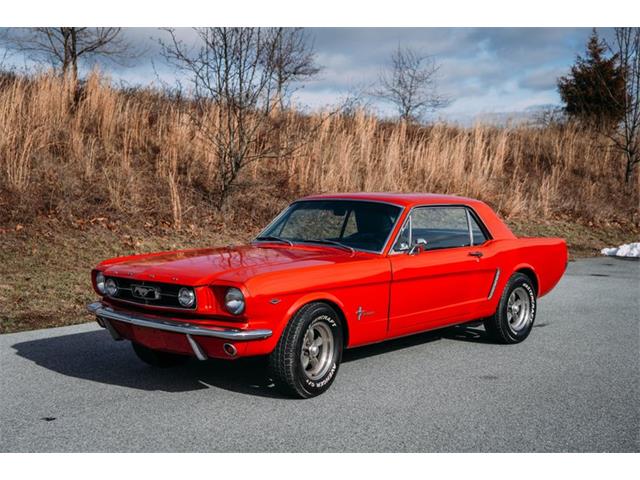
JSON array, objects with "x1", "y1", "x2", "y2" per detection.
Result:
[{"x1": 88, "y1": 193, "x2": 567, "y2": 398}]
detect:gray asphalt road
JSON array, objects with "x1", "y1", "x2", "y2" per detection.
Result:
[{"x1": 1, "y1": 257, "x2": 638, "y2": 452}]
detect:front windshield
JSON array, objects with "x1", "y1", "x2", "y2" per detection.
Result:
[{"x1": 258, "y1": 200, "x2": 402, "y2": 253}]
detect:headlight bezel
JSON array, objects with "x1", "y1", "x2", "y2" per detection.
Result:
[
  {"x1": 104, "y1": 278, "x2": 118, "y2": 297},
  {"x1": 178, "y1": 287, "x2": 196, "y2": 308},
  {"x1": 224, "y1": 287, "x2": 246, "y2": 315},
  {"x1": 95, "y1": 271, "x2": 106, "y2": 294}
]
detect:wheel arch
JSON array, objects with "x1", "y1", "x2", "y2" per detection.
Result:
[
  {"x1": 512, "y1": 264, "x2": 539, "y2": 295},
  {"x1": 282, "y1": 293, "x2": 350, "y2": 347}
]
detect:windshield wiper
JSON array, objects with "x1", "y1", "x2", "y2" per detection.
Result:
[
  {"x1": 298, "y1": 239, "x2": 355, "y2": 254},
  {"x1": 254, "y1": 235, "x2": 294, "y2": 246}
]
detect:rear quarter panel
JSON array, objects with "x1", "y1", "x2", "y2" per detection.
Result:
[{"x1": 485, "y1": 237, "x2": 568, "y2": 314}]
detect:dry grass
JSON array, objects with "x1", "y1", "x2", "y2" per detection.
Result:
[
  {"x1": 0, "y1": 71, "x2": 638, "y2": 334},
  {"x1": 0, "y1": 71, "x2": 637, "y2": 230}
]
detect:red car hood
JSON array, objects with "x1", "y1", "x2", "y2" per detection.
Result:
[{"x1": 100, "y1": 244, "x2": 362, "y2": 286}]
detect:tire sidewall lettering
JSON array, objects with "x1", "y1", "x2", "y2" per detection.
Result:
[
  {"x1": 314, "y1": 314, "x2": 337, "y2": 329},
  {"x1": 523, "y1": 282, "x2": 536, "y2": 320},
  {"x1": 304, "y1": 362, "x2": 337, "y2": 389}
]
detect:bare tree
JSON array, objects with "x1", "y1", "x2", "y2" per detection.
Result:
[
  {"x1": 2, "y1": 28, "x2": 133, "y2": 83},
  {"x1": 375, "y1": 45, "x2": 449, "y2": 122},
  {"x1": 270, "y1": 28, "x2": 321, "y2": 109},
  {"x1": 606, "y1": 28, "x2": 640, "y2": 183},
  {"x1": 159, "y1": 27, "x2": 322, "y2": 208}
]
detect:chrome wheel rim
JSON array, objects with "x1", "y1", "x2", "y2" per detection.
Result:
[
  {"x1": 507, "y1": 286, "x2": 532, "y2": 333},
  {"x1": 300, "y1": 320, "x2": 334, "y2": 380}
]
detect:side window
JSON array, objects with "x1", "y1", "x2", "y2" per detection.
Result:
[
  {"x1": 393, "y1": 206, "x2": 471, "y2": 251},
  {"x1": 469, "y1": 213, "x2": 488, "y2": 246}
]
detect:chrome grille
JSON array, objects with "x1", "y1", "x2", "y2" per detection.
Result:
[{"x1": 104, "y1": 277, "x2": 195, "y2": 309}]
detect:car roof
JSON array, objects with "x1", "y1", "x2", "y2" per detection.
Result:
[{"x1": 299, "y1": 192, "x2": 483, "y2": 208}]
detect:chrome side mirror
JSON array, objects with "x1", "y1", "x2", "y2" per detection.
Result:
[{"x1": 408, "y1": 239, "x2": 427, "y2": 255}]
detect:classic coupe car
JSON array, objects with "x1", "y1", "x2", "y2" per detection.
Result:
[{"x1": 88, "y1": 193, "x2": 567, "y2": 398}]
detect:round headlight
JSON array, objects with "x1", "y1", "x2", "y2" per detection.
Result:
[
  {"x1": 224, "y1": 287, "x2": 245, "y2": 315},
  {"x1": 178, "y1": 287, "x2": 196, "y2": 308},
  {"x1": 95, "y1": 272, "x2": 105, "y2": 294},
  {"x1": 105, "y1": 278, "x2": 118, "y2": 297}
]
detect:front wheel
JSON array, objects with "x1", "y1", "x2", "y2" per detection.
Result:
[
  {"x1": 268, "y1": 302, "x2": 343, "y2": 398},
  {"x1": 484, "y1": 273, "x2": 537, "y2": 344}
]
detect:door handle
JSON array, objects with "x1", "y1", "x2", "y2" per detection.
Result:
[{"x1": 469, "y1": 251, "x2": 483, "y2": 258}]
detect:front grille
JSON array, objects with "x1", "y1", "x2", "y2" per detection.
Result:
[{"x1": 105, "y1": 277, "x2": 196, "y2": 309}]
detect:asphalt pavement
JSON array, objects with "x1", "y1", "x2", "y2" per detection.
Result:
[{"x1": 1, "y1": 257, "x2": 638, "y2": 452}]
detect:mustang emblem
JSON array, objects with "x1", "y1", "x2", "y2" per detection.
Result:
[
  {"x1": 131, "y1": 285, "x2": 160, "y2": 300},
  {"x1": 356, "y1": 306, "x2": 374, "y2": 321}
]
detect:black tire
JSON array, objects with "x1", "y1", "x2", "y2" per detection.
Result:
[
  {"x1": 484, "y1": 272, "x2": 537, "y2": 344},
  {"x1": 268, "y1": 302, "x2": 343, "y2": 399},
  {"x1": 131, "y1": 342, "x2": 189, "y2": 368}
]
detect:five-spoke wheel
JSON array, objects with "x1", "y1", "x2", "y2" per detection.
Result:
[
  {"x1": 506, "y1": 286, "x2": 533, "y2": 333},
  {"x1": 484, "y1": 272, "x2": 537, "y2": 344},
  {"x1": 300, "y1": 321, "x2": 335, "y2": 380}
]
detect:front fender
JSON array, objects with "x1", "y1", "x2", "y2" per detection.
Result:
[
  {"x1": 283, "y1": 291, "x2": 347, "y2": 324},
  {"x1": 240, "y1": 291, "x2": 348, "y2": 357}
]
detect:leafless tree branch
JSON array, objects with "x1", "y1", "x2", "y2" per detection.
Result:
[
  {"x1": 1, "y1": 27, "x2": 139, "y2": 83},
  {"x1": 374, "y1": 45, "x2": 450, "y2": 122},
  {"x1": 159, "y1": 27, "x2": 324, "y2": 208},
  {"x1": 605, "y1": 28, "x2": 640, "y2": 182}
]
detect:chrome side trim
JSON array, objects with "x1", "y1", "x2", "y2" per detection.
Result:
[
  {"x1": 488, "y1": 268, "x2": 501, "y2": 299},
  {"x1": 186, "y1": 334, "x2": 208, "y2": 361},
  {"x1": 465, "y1": 208, "x2": 474, "y2": 246},
  {"x1": 87, "y1": 302, "x2": 272, "y2": 341}
]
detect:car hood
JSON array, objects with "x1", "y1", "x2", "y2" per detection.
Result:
[{"x1": 99, "y1": 243, "x2": 363, "y2": 286}]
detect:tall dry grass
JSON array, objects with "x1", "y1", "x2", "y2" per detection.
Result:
[{"x1": 0, "y1": 71, "x2": 637, "y2": 230}]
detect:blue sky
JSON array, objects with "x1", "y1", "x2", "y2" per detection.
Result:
[{"x1": 0, "y1": 27, "x2": 611, "y2": 123}]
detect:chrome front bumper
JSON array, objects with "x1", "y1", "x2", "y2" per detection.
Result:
[{"x1": 87, "y1": 301, "x2": 272, "y2": 360}]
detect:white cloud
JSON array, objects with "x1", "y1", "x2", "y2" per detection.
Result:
[{"x1": 0, "y1": 27, "x2": 605, "y2": 122}]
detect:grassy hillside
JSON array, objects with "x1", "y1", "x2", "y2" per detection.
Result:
[{"x1": 0, "y1": 71, "x2": 638, "y2": 333}]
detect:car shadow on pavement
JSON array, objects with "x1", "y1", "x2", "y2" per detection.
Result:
[
  {"x1": 11, "y1": 330, "x2": 283, "y2": 397},
  {"x1": 11, "y1": 323, "x2": 494, "y2": 399},
  {"x1": 340, "y1": 323, "x2": 492, "y2": 363}
]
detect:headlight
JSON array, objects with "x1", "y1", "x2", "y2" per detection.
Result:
[
  {"x1": 224, "y1": 287, "x2": 245, "y2": 315},
  {"x1": 178, "y1": 287, "x2": 196, "y2": 308},
  {"x1": 95, "y1": 272, "x2": 105, "y2": 294},
  {"x1": 105, "y1": 278, "x2": 118, "y2": 297}
]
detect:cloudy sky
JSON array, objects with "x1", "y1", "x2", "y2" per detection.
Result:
[{"x1": 1, "y1": 27, "x2": 610, "y2": 123}]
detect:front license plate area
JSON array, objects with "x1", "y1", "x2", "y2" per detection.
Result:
[{"x1": 132, "y1": 325, "x2": 167, "y2": 349}]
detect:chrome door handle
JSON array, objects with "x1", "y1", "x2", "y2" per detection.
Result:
[{"x1": 469, "y1": 251, "x2": 483, "y2": 258}]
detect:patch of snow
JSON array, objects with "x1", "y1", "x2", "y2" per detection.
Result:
[{"x1": 601, "y1": 242, "x2": 640, "y2": 258}]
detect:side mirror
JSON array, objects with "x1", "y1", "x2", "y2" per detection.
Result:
[{"x1": 408, "y1": 239, "x2": 427, "y2": 255}]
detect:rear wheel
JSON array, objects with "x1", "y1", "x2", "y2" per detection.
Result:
[
  {"x1": 484, "y1": 273, "x2": 537, "y2": 344},
  {"x1": 131, "y1": 342, "x2": 189, "y2": 367},
  {"x1": 268, "y1": 302, "x2": 343, "y2": 398}
]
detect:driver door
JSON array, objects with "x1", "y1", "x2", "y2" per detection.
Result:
[{"x1": 387, "y1": 206, "x2": 496, "y2": 337}]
